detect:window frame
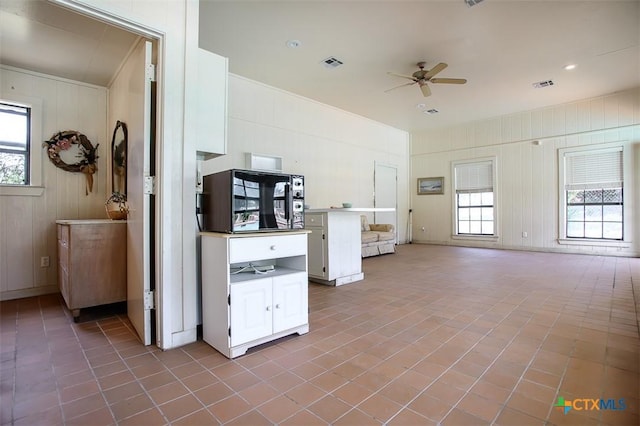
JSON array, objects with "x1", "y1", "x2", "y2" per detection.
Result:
[
  {"x1": 0, "y1": 102, "x2": 31, "y2": 185},
  {"x1": 451, "y1": 157, "x2": 499, "y2": 241},
  {"x1": 0, "y1": 94, "x2": 43, "y2": 197},
  {"x1": 558, "y1": 142, "x2": 631, "y2": 247}
]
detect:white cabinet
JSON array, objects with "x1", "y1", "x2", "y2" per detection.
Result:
[
  {"x1": 305, "y1": 211, "x2": 364, "y2": 286},
  {"x1": 201, "y1": 231, "x2": 309, "y2": 358},
  {"x1": 191, "y1": 47, "x2": 228, "y2": 157},
  {"x1": 230, "y1": 272, "x2": 308, "y2": 347}
]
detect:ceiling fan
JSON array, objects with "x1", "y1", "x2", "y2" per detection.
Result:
[{"x1": 386, "y1": 61, "x2": 467, "y2": 97}]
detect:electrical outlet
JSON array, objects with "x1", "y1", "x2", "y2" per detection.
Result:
[
  {"x1": 522, "y1": 231, "x2": 528, "y2": 238},
  {"x1": 40, "y1": 256, "x2": 50, "y2": 267},
  {"x1": 421, "y1": 227, "x2": 425, "y2": 232}
]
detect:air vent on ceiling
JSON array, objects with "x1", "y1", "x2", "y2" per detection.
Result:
[
  {"x1": 533, "y1": 80, "x2": 555, "y2": 89},
  {"x1": 424, "y1": 109, "x2": 439, "y2": 115},
  {"x1": 321, "y1": 57, "x2": 344, "y2": 69},
  {"x1": 465, "y1": 0, "x2": 485, "y2": 7}
]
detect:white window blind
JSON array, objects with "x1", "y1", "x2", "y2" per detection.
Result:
[
  {"x1": 565, "y1": 148, "x2": 622, "y2": 190},
  {"x1": 455, "y1": 161, "x2": 493, "y2": 192}
]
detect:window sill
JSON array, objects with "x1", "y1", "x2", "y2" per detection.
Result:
[
  {"x1": 452, "y1": 234, "x2": 499, "y2": 242},
  {"x1": 558, "y1": 238, "x2": 630, "y2": 248},
  {"x1": 0, "y1": 186, "x2": 44, "y2": 197}
]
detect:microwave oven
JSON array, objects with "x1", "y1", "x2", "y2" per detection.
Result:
[{"x1": 202, "y1": 169, "x2": 304, "y2": 233}]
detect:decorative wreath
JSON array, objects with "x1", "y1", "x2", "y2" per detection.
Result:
[{"x1": 43, "y1": 130, "x2": 99, "y2": 195}]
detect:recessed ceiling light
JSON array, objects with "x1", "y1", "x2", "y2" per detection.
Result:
[
  {"x1": 416, "y1": 103, "x2": 426, "y2": 109},
  {"x1": 564, "y1": 64, "x2": 577, "y2": 71},
  {"x1": 286, "y1": 39, "x2": 302, "y2": 48}
]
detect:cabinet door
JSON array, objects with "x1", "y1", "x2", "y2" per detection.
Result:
[
  {"x1": 230, "y1": 278, "x2": 272, "y2": 346},
  {"x1": 273, "y1": 272, "x2": 308, "y2": 333},
  {"x1": 307, "y1": 228, "x2": 326, "y2": 279}
]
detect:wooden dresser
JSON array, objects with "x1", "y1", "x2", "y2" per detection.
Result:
[{"x1": 56, "y1": 219, "x2": 127, "y2": 320}]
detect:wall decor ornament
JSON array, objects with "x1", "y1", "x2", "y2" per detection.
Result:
[{"x1": 43, "y1": 130, "x2": 99, "y2": 195}]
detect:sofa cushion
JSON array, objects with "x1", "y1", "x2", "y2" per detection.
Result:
[
  {"x1": 361, "y1": 231, "x2": 379, "y2": 244},
  {"x1": 375, "y1": 231, "x2": 395, "y2": 242}
]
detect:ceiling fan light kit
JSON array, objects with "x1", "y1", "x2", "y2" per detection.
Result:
[{"x1": 386, "y1": 61, "x2": 467, "y2": 97}]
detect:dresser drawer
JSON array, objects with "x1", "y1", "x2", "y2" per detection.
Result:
[
  {"x1": 305, "y1": 213, "x2": 324, "y2": 227},
  {"x1": 229, "y1": 234, "x2": 307, "y2": 263}
]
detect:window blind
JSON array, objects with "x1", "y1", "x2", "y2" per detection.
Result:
[
  {"x1": 455, "y1": 161, "x2": 493, "y2": 192},
  {"x1": 565, "y1": 148, "x2": 622, "y2": 190}
]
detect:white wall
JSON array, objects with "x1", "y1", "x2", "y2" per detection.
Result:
[
  {"x1": 202, "y1": 74, "x2": 411, "y2": 242},
  {"x1": 411, "y1": 88, "x2": 640, "y2": 256},
  {"x1": 0, "y1": 67, "x2": 109, "y2": 300}
]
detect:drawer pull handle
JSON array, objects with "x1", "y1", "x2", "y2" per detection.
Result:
[
  {"x1": 266, "y1": 306, "x2": 271, "y2": 311},
  {"x1": 270, "y1": 245, "x2": 276, "y2": 251},
  {"x1": 275, "y1": 304, "x2": 281, "y2": 309}
]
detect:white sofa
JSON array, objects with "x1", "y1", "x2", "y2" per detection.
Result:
[{"x1": 360, "y1": 215, "x2": 396, "y2": 258}]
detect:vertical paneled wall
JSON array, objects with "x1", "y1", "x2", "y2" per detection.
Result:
[
  {"x1": 411, "y1": 88, "x2": 640, "y2": 256},
  {"x1": 0, "y1": 67, "x2": 108, "y2": 300},
  {"x1": 202, "y1": 74, "x2": 411, "y2": 242}
]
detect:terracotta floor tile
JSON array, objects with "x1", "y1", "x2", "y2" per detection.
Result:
[
  {"x1": 441, "y1": 407, "x2": 489, "y2": 425},
  {"x1": 386, "y1": 408, "x2": 436, "y2": 425},
  {"x1": 280, "y1": 409, "x2": 326, "y2": 425},
  {"x1": 193, "y1": 381, "x2": 235, "y2": 407},
  {"x1": 456, "y1": 392, "x2": 502, "y2": 422},
  {"x1": 159, "y1": 393, "x2": 205, "y2": 422},
  {"x1": 307, "y1": 394, "x2": 352, "y2": 423},
  {"x1": 171, "y1": 408, "x2": 220, "y2": 425},
  {"x1": 110, "y1": 393, "x2": 156, "y2": 422},
  {"x1": 257, "y1": 394, "x2": 302, "y2": 423},
  {"x1": 334, "y1": 407, "x2": 381, "y2": 425},
  {"x1": 117, "y1": 407, "x2": 167, "y2": 426},
  {"x1": 147, "y1": 381, "x2": 190, "y2": 405},
  {"x1": 208, "y1": 394, "x2": 252, "y2": 423},
  {"x1": 357, "y1": 393, "x2": 403, "y2": 423},
  {"x1": 225, "y1": 409, "x2": 273, "y2": 426},
  {"x1": 2, "y1": 246, "x2": 639, "y2": 426}
]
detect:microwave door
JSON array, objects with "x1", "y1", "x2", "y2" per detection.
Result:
[{"x1": 271, "y1": 180, "x2": 290, "y2": 230}]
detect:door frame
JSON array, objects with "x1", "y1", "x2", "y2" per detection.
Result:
[{"x1": 52, "y1": 0, "x2": 164, "y2": 347}]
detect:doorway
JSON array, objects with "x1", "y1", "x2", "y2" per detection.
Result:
[{"x1": 374, "y1": 162, "x2": 398, "y2": 243}]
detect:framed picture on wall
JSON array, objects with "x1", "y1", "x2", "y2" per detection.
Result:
[{"x1": 417, "y1": 177, "x2": 444, "y2": 195}]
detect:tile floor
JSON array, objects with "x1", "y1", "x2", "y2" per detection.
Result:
[{"x1": 1, "y1": 244, "x2": 639, "y2": 425}]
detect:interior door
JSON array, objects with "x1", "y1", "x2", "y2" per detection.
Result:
[
  {"x1": 374, "y1": 163, "x2": 398, "y2": 243},
  {"x1": 127, "y1": 39, "x2": 153, "y2": 345}
]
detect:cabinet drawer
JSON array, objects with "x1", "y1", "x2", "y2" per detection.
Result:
[
  {"x1": 305, "y1": 213, "x2": 324, "y2": 227},
  {"x1": 229, "y1": 234, "x2": 306, "y2": 263}
]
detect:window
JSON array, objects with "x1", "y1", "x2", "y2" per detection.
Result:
[
  {"x1": 562, "y1": 146, "x2": 623, "y2": 240},
  {"x1": 0, "y1": 102, "x2": 30, "y2": 185},
  {"x1": 454, "y1": 159, "x2": 496, "y2": 236}
]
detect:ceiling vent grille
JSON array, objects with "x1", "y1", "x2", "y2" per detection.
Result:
[
  {"x1": 321, "y1": 57, "x2": 344, "y2": 69},
  {"x1": 465, "y1": 0, "x2": 485, "y2": 7},
  {"x1": 424, "y1": 109, "x2": 439, "y2": 115},
  {"x1": 533, "y1": 80, "x2": 555, "y2": 88}
]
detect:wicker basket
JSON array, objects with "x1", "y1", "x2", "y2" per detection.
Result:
[{"x1": 106, "y1": 209, "x2": 127, "y2": 220}]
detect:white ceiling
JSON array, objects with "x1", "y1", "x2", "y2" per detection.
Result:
[
  {"x1": 199, "y1": 0, "x2": 640, "y2": 132},
  {"x1": 1, "y1": 1, "x2": 638, "y2": 133},
  {"x1": 0, "y1": 0, "x2": 139, "y2": 87}
]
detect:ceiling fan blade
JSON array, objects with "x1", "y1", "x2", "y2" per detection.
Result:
[
  {"x1": 430, "y1": 78, "x2": 467, "y2": 84},
  {"x1": 387, "y1": 71, "x2": 417, "y2": 81},
  {"x1": 424, "y1": 62, "x2": 448, "y2": 79},
  {"x1": 419, "y1": 82, "x2": 431, "y2": 97},
  {"x1": 384, "y1": 82, "x2": 416, "y2": 93}
]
